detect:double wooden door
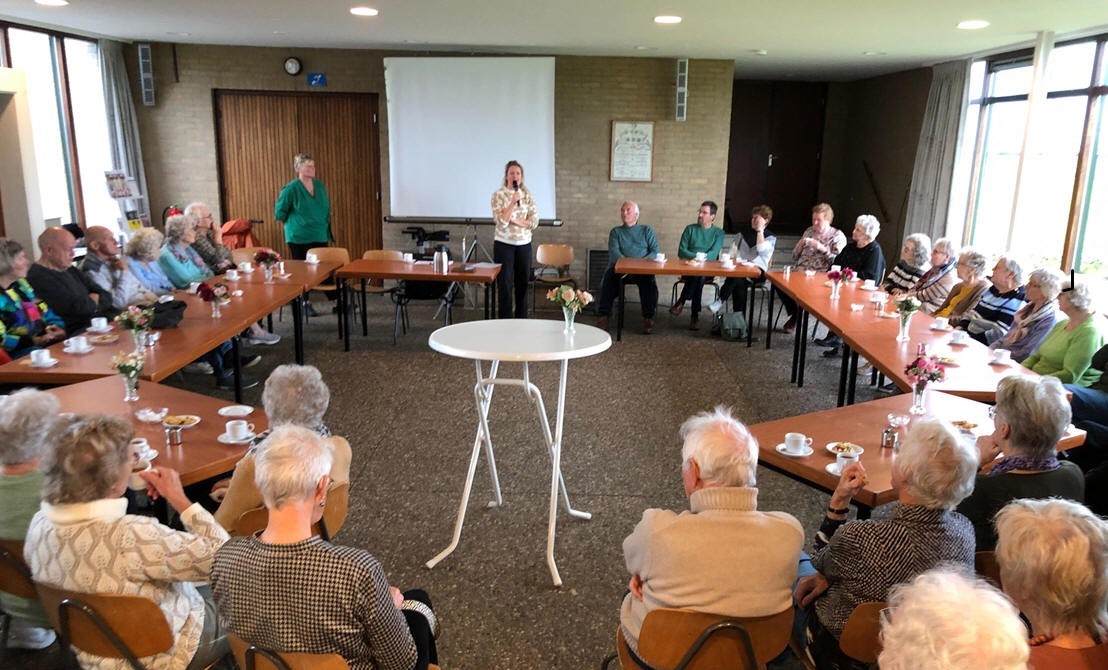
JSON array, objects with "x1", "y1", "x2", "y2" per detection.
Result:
[{"x1": 214, "y1": 90, "x2": 382, "y2": 258}]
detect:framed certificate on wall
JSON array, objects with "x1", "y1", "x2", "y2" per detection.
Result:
[{"x1": 610, "y1": 121, "x2": 654, "y2": 182}]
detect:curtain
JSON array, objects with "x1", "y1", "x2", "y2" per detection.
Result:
[
  {"x1": 904, "y1": 60, "x2": 969, "y2": 242},
  {"x1": 98, "y1": 39, "x2": 149, "y2": 219}
]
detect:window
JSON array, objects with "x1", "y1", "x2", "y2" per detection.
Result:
[{"x1": 951, "y1": 35, "x2": 1108, "y2": 279}]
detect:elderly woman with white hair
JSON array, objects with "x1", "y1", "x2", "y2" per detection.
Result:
[
  {"x1": 955, "y1": 254, "x2": 1027, "y2": 345},
  {"x1": 990, "y1": 267, "x2": 1064, "y2": 362},
  {"x1": 933, "y1": 248, "x2": 991, "y2": 320},
  {"x1": 883, "y1": 233, "x2": 930, "y2": 295},
  {"x1": 212, "y1": 426, "x2": 439, "y2": 670},
  {"x1": 213, "y1": 364, "x2": 351, "y2": 530},
  {"x1": 817, "y1": 215, "x2": 886, "y2": 357},
  {"x1": 124, "y1": 227, "x2": 176, "y2": 295},
  {"x1": 793, "y1": 419, "x2": 977, "y2": 669},
  {"x1": 909, "y1": 237, "x2": 959, "y2": 314},
  {"x1": 1022, "y1": 281, "x2": 1107, "y2": 386},
  {"x1": 957, "y1": 375, "x2": 1084, "y2": 551},
  {"x1": 0, "y1": 389, "x2": 59, "y2": 650},
  {"x1": 878, "y1": 568, "x2": 1030, "y2": 670},
  {"x1": 183, "y1": 202, "x2": 234, "y2": 275},
  {"x1": 620, "y1": 406, "x2": 804, "y2": 661},
  {"x1": 158, "y1": 214, "x2": 216, "y2": 289},
  {"x1": 995, "y1": 498, "x2": 1108, "y2": 669},
  {"x1": 25, "y1": 414, "x2": 229, "y2": 669}
]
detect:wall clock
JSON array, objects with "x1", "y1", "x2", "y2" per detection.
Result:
[{"x1": 283, "y1": 57, "x2": 302, "y2": 76}]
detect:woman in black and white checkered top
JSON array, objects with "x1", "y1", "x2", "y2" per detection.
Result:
[{"x1": 211, "y1": 425, "x2": 439, "y2": 670}]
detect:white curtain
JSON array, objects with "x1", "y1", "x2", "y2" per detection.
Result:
[
  {"x1": 904, "y1": 60, "x2": 969, "y2": 242},
  {"x1": 98, "y1": 39, "x2": 149, "y2": 219}
]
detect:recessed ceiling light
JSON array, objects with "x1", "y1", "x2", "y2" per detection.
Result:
[
  {"x1": 350, "y1": 6, "x2": 379, "y2": 17},
  {"x1": 862, "y1": 51, "x2": 887, "y2": 56},
  {"x1": 35, "y1": 0, "x2": 69, "y2": 6},
  {"x1": 957, "y1": 19, "x2": 990, "y2": 30},
  {"x1": 751, "y1": 49, "x2": 768, "y2": 57},
  {"x1": 654, "y1": 16, "x2": 682, "y2": 25},
  {"x1": 165, "y1": 31, "x2": 192, "y2": 37}
]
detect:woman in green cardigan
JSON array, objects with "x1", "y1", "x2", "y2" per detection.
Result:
[
  {"x1": 274, "y1": 152, "x2": 331, "y2": 261},
  {"x1": 1022, "y1": 281, "x2": 1106, "y2": 387}
]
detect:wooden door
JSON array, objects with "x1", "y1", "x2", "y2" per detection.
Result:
[{"x1": 213, "y1": 91, "x2": 382, "y2": 259}]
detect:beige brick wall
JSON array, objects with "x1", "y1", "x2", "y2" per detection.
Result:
[{"x1": 131, "y1": 46, "x2": 733, "y2": 291}]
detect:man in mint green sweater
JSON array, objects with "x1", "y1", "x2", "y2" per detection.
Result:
[
  {"x1": 597, "y1": 201, "x2": 660, "y2": 334},
  {"x1": 669, "y1": 201, "x2": 724, "y2": 330}
]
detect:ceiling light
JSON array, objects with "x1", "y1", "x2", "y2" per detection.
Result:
[
  {"x1": 35, "y1": 0, "x2": 69, "y2": 6},
  {"x1": 350, "y1": 6, "x2": 379, "y2": 17},
  {"x1": 654, "y1": 16, "x2": 682, "y2": 25},
  {"x1": 862, "y1": 51, "x2": 887, "y2": 56},
  {"x1": 957, "y1": 19, "x2": 990, "y2": 30},
  {"x1": 751, "y1": 49, "x2": 768, "y2": 57}
]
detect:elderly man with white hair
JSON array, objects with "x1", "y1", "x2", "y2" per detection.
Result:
[
  {"x1": 955, "y1": 254, "x2": 1027, "y2": 345},
  {"x1": 878, "y1": 568, "x2": 1030, "y2": 670},
  {"x1": 619, "y1": 406, "x2": 804, "y2": 660},
  {"x1": 794, "y1": 419, "x2": 978, "y2": 669}
]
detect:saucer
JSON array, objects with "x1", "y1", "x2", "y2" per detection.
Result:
[
  {"x1": 277, "y1": 273, "x2": 293, "y2": 279},
  {"x1": 305, "y1": 259, "x2": 320, "y2": 265},
  {"x1": 859, "y1": 285, "x2": 879, "y2": 291},
  {"x1": 86, "y1": 326, "x2": 112, "y2": 334},
  {"x1": 63, "y1": 346, "x2": 94, "y2": 355},
  {"x1": 218, "y1": 432, "x2": 255, "y2": 445},
  {"x1": 30, "y1": 358, "x2": 59, "y2": 368},
  {"x1": 825, "y1": 462, "x2": 844, "y2": 476},
  {"x1": 138, "y1": 448, "x2": 159, "y2": 461},
  {"x1": 929, "y1": 324, "x2": 954, "y2": 332},
  {"x1": 218, "y1": 404, "x2": 254, "y2": 417},
  {"x1": 775, "y1": 443, "x2": 813, "y2": 458},
  {"x1": 989, "y1": 358, "x2": 1013, "y2": 367}
]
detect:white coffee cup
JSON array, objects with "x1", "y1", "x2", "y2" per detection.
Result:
[
  {"x1": 934, "y1": 316, "x2": 949, "y2": 329},
  {"x1": 238, "y1": 261, "x2": 253, "y2": 272},
  {"x1": 225, "y1": 269, "x2": 239, "y2": 280},
  {"x1": 30, "y1": 349, "x2": 53, "y2": 365},
  {"x1": 654, "y1": 253, "x2": 666, "y2": 262},
  {"x1": 402, "y1": 252, "x2": 415, "y2": 263},
  {"x1": 130, "y1": 437, "x2": 150, "y2": 460},
  {"x1": 784, "y1": 432, "x2": 813, "y2": 454},
  {"x1": 719, "y1": 253, "x2": 731, "y2": 264},
  {"x1": 862, "y1": 279, "x2": 876, "y2": 289},
  {"x1": 188, "y1": 282, "x2": 201, "y2": 293},
  {"x1": 129, "y1": 459, "x2": 151, "y2": 491},
  {"x1": 950, "y1": 329, "x2": 968, "y2": 344},
  {"x1": 836, "y1": 451, "x2": 861, "y2": 471},
  {"x1": 226, "y1": 420, "x2": 255, "y2": 440},
  {"x1": 992, "y1": 348, "x2": 1012, "y2": 364},
  {"x1": 65, "y1": 335, "x2": 89, "y2": 352},
  {"x1": 694, "y1": 252, "x2": 707, "y2": 262},
  {"x1": 90, "y1": 316, "x2": 109, "y2": 331},
  {"x1": 306, "y1": 252, "x2": 319, "y2": 263},
  {"x1": 830, "y1": 265, "x2": 842, "y2": 273}
]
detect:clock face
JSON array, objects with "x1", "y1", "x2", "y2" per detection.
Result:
[{"x1": 284, "y1": 57, "x2": 302, "y2": 76}]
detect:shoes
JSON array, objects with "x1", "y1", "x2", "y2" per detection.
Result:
[
  {"x1": 857, "y1": 361, "x2": 874, "y2": 376},
  {"x1": 244, "y1": 330, "x2": 281, "y2": 345},
  {"x1": 303, "y1": 302, "x2": 320, "y2": 317},
  {"x1": 668, "y1": 301, "x2": 684, "y2": 316},
  {"x1": 814, "y1": 335, "x2": 838, "y2": 347},
  {"x1": 224, "y1": 353, "x2": 263, "y2": 369},
  {"x1": 822, "y1": 347, "x2": 842, "y2": 358},
  {"x1": 707, "y1": 299, "x2": 723, "y2": 314},
  {"x1": 6, "y1": 624, "x2": 56, "y2": 650},
  {"x1": 182, "y1": 361, "x2": 214, "y2": 375},
  {"x1": 876, "y1": 381, "x2": 897, "y2": 394},
  {"x1": 596, "y1": 316, "x2": 609, "y2": 331},
  {"x1": 780, "y1": 316, "x2": 797, "y2": 334},
  {"x1": 217, "y1": 373, "x2": 259, "y2": 390},
  {"x1": 642, "y1": 318, "x2": 655, "y2": 334},
  {"x1": 688, "y1": 316, "x2": 699, "y2": 331}
]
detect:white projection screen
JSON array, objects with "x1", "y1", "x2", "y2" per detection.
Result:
[{"x1": 385, "y1": 57, "x2": 556, "y2": 220}]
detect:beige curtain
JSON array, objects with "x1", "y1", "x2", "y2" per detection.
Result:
[{"x1": 99, "y1": 39, "x2": 149, "y2": 220}]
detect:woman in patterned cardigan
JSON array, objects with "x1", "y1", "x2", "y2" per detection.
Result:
[{"x1": 0, "y1": 238, "x2": 66, "y2": 360}]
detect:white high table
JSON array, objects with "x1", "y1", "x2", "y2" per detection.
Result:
[{"x1": 425, "y1": 318, "x2": 612, "y2": 587}]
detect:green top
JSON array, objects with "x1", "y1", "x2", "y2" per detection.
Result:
[
  {"x1": 1022, "y1": 315, "x2": 1107, "y2": 386},
  {"x1": 275, "y1": 178, "x2": 331, "y2": 245},
  {"x1": 677, "y1": 224, "x2": 725, "y2": 260},
  {"x1": 0, "y1": 470, "x2": 50, "y2": 626},
  {"x1": 607, "y1": 223, "x2": 660, "y2": 265}
]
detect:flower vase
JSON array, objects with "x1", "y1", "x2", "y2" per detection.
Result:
[
  {"x1": 897, "y1": 311, "x2": 914, "y2": 342},
  {"x1": 562, "y1": 305, "x2": 576, "y2": 334},
  {"x1": 130, "y1": 329, "x2": 146, "y2": 353},
  {"x1": 910, "y1": 382, "x2": 928, "y2": 415},
  {"x1": 210, "y1": 301, "x2": 222, "y2": 318},
  {"x1": 830, "y1": 280, "x2": 841, "y2": 300},
  {"x1": 263, "y1": 265, "x2": 274, "y2": 284},
  {"x1": 121, "y1": 374, "x2": 140, "y2": 402}
]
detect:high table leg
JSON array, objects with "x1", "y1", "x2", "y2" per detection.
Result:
[
  {"x1": 837, "y1": 344, "x2": 851, "y2": 407},
  {"x1": 847, "y1": 350, "x2": 859, "y2": 405},
  {"x1": 765, "y1": 287, "x2": 775, "y2": 350},
  {"x1": 798, "y1": 311, "x2": 810, "y2": 387},
  {"x1": 292, "y1": 297, "x2": 304, "y2": 365},
  {"x1": 617, "y1": 276, "x2": 626, "y2": 342},
  {"x1": 230, "y1": 336, "x2": 243, "y2": 404},
  {"x1": 341, "y1": 279, "x2": 352, "y2": 352},
  {"x1": 790, "y1": 307, "x2": 801, "y2": 383},
  {"x1": 361, "y1": 279, "x2": 369, "y2": 337}
]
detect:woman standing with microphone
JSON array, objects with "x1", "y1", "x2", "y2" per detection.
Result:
[{"x1": 491, "y1": 160, "x2": 538, "y2": 318}]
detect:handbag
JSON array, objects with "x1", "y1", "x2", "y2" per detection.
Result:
[
  {"x1": 143, "y1": 300, "x2": 188, "y2": 329},
  {"x1": 720, "y1": 311, "x2": 748, "y2": 341}
]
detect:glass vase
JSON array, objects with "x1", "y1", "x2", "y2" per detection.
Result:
[
  {"x1": 910, "y1": 382, "x2": 928, "y2": 415},
  {"x1": 830, "y1": 280, "x2": 841, "y2": 300},
  {"x1": 897, "y1": 311, "x2": 914, "y2": 342},
  {"x1": 263, "y1": 265, "x2": 274, "y2": 284},
  {"x1": 130, "y1": 329, "x2": 146, "y2": 353},
  {"x1": 121, "y1": 373, "x2": 140, "y2": 402},
  {"x1": 562, "y1": 305, "x2": 576, "y2": 334},
  {"x1": 210, "y1": 300, "x2": 222, "y2": 318}
]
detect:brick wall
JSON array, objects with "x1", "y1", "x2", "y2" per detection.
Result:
[{"x1": 130, "y1": 45, "x2": 733, "y2": 289}]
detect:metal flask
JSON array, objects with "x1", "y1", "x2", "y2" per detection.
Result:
[{"x1": 433, "y1": 249, "x2": 450, "y2": 274}]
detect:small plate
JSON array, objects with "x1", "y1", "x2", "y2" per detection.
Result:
[
  {"x1": 63, "y1": 346, "x2": 94, "y2": 355},
  {"x1": 138, "y1": 448, "x2": 159, "y2": 461},
  {"x1": 135, "y1": 407, "x2": 169, "y2": 423},
  {"x1": 231, "y1": 290, "x2": 244, "y2": 297},
  {"x1": 217, "y1": 432, "x2": 255, "y2": 445},
  {"x1": 241, "y1": 267, "x2": 255, "y2": 273},
  {"x1": 30, "y1": 358, "x2": 59, "y2": 368},
  {"x1": 876, "y1": 312, "x2": 898, "y2": 319},
  {"x1": 305, "y1": 259, "x2": 320, "y2": 265},
  {"x1": 89, "y1": 333, "x2": 119, "y2": 344},
  {"x1": 86, "y1": 326, "x2": 112, "y2": 334},
  {"x1": 948, "y1": 339, "x2": 970, "y2": 347},
  {"x1": 859, "y1": 285, "x2": 879, "y2": 291},
  {"x1": 929, "y1": 324, "x2": 954, "y2": 332},
  {"x1": 989, "y1": 358, "x2": 1013, "y2": 367},
  {"x1": 218, "y1": 404, "x2": 254, "y2": 417},
  {"x1": 935, "y1": 356, "x2": 958, "y2": 366},
  {"x1": 163, "y1": 414, "x2": 201, "y2": 429},
  {"x1": 775, "y1": 443, "x2": 813, "y2": 458},
  {"x1": 276, "y1": 273, "x2": 293, "y2": 279},
  {"x1": 951, "y1": 420, "x2": 978, "y2": 432},
  {"x1": 826, "y1": 441, "x2": 864, "y2": 456},
  {"x1": 825, "y1": 462, "x2": 843, "y2": 476}
]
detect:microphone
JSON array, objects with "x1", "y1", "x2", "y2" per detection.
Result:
[{"x1": 512, "y1": 180, "x2": 520, "y2": 205}]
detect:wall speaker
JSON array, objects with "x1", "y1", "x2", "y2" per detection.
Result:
[
  {"x1": 137, "y1": 43, "x2": 155, "y2": 107},
  {"x1": 675, "y1": 58, "x2": 688, "y2": 122}
]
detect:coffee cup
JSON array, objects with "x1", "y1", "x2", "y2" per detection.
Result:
[
  {"x1": 804, "y1": 270, "x2": 816, "y2": 277},
  {"x1": 188, "y1": 282, "x2": 201, "y2": 293},
  {"x1": 65, "y1": 335, "x2": 89, "y2": 352},
  {"x1": 784, "y1": 432, "x2": 813, "y2": 454},
  {"x1": 90, "y1": 316, "x2": 109, "y2": 331},
  {"x1": 719, "y1": 253, "x2": 731, "y2": 264},
  {"x1": 130, "y1": 437, "x2": 150, "y2": 461},
  {"x1": 30, "y1": 349, "x2": 53, "y2": 366},
  {"x1": 934, "y1": 316, "x2": 949, "y2": 329},
  {"x1": 226, "y1": 420, "x2": 255, "y2": 440},
  {"x1": 306, "y1": 252, "x2": 319, "y2": 263},
  {"x1": 129, "y1": 460, "x2": 152, "y2": 491},
  {"x1": 694, "y1": 252, "x2": 707, "y2": 262},
  {"x1": 836, "y1": 451, "x2": 861, "y2": 471},
  {"x1": 402, "y1": 252, "x2": 415, "y2": 263},
  {"x1": 992, "y1": 348, "x2": 1012, "y2": 364},
  {"x1": 654, "y1": 253, "x2": 666, "y2": 262},
  {"x1": 225, "y1": 269, "x2": 239, "y2": 280},
  {"x1": 830, "y1": 265, "x2": 842, "y2": 273},
  {"x1": 950, "y1": 329, "x2": 968, "y2": 344},
  {"x1": 238, "y1": 261, "x2": 253, "y2": 272},
  {"x1": 862, "y1": 279, "x2": 876, "y2": 289}
]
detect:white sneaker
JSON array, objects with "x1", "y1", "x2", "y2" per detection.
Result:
[
  {"x1": 245, "y1": 330, "x2": 281, "y2": 345},
  {"x1": 183, "y1": 361, "x2": 214, "y2": 375},
  {"x1": 6, "y1": 623, "x2": 56, "y2": 650},
  {"x1": 707, "y1": 300, "x2": 723, "y2": 314}
]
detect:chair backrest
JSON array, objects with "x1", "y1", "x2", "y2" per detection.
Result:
[
  {"x1": 975, "y1": 551, "x2": 1002, "y2": 589},
  {"x1": 838, "y1": 601, "x2": 885, "y2": 664},
  {"x1": 232, "y1": 246, "x2": 263, "y2": 265},
  {"x1": 536, "y1": 243, "x2": 574, "y2": 267},
  {"x1": 228, "y1": 633, "x2": 351, "y2": 670},
  {"x1": 307, "y1": 247, "x2": 351, "y2": 265},
  {"x1": 233, "y1": 482, "x2": 350, "y2": 541},
  {"x1": 635, "y1": 607, "x2": 793, "y2": 670},
  {"x1": 362, "y1": 249, "x2": 404, "y2": 261},
  {"x1": 0, "y1": 539, "x2": 36, "y2": 599},
  {"x1": 35, "y1": 580, "x2": 174, "y2": 662}
]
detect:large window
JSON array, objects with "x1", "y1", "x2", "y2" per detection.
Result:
[
  {"x1": 952, "y1": 36, "x2": 1108, "y2": 279},
  {"x1": 2, "y1": 24, "x2": 118, "y2": 232}
]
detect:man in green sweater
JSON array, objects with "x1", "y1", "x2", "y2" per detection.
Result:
[
  {"x1": 596, "y1": 201, "x2": 660, "y2": 334},
  {"x1": 669, "y1": 200, "x2": 724, "y2": 330}
]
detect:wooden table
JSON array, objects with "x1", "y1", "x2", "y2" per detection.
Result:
[
  {"x1": 45, "y1": 376, "x2": 269, "y2": 486},
  {"x1": 613, "y1": 258, "x2": 763, "y2": 342},
  {"x1": 767, "y1": 271, "x2": 1038, "y2": 405},
  {"x1": 748, "y1": 391, "x2": 1086, "y2": 517},
  {"x1": 335, "y1": 259, "x2": 501, "y2": 350}
]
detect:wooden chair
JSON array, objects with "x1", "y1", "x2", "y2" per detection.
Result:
[
  {"x1": 229, "y1": 633, "x2": 442, "y2": 670},
  {"x1": 359, "y1": 249, "x2": 405, "y2": 343},
  {"x1": 232, "y1": 481, "x2": 350, "y2": 541},
  {"x1": 837, "y1": 601, "x2": 885, "y2": 665},
  {"x1": 0, "y1": 539, "x2": 37, "y2": 652},
  {"x1": 232, "y1": 246, "x2": 262, "y2": 266},
  {"x1": 306, "y1": 247, "x2": 351, "y2": 335},
  {"x1": 531, "y1": 243, "x2": 577, "y2": 314},
  {"x1": 35, "y1": 581, "x2": 175, "y2": 669},
  {"x1": 975, "y1": 550, "x2": 1002, "y2": 589},
  {"x1": 605, "y1": 607, "x2": 793, "y2": 670}
]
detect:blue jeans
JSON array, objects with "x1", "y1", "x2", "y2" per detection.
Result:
[{"x1": 675, "y1": 276, "x2": 708, "y2": 315}]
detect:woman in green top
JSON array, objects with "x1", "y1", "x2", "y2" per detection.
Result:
[
  {"x1": 274, "y1": 153, "x2": 331, "y2": 261},
  {"x1": 1022, "y1": 281, "x2": 1107, "y2": 387}
]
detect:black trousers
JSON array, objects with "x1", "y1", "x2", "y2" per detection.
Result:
[
  {"x1": 401, "y1": 589, "x2": 439, "y2": 670},
  {"x1": 494, "y1": 240, "x2": 532, "y2": 318}
]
